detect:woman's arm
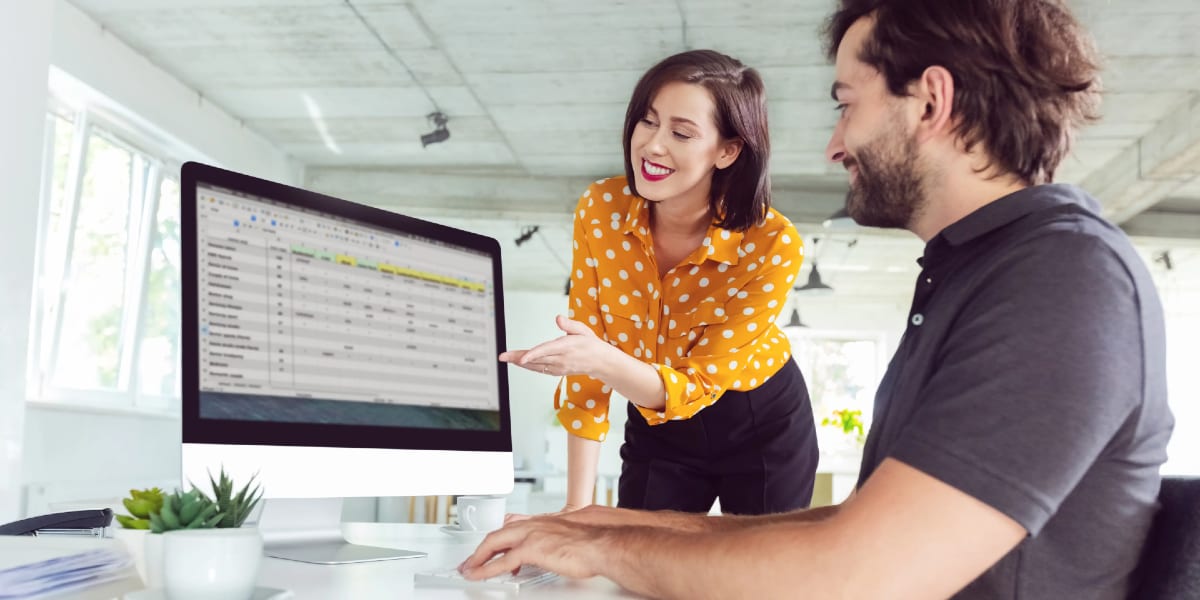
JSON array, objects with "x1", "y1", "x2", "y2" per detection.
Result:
[
  {"x1": 565, "y1": 433, "x2": 602, "y2": 510},
  {"x1": 513, "y1": 220, "x2": 805, "y2": 417},
  {"x1": 516, "y1": 315, "x2": 668, "y2": 410}
]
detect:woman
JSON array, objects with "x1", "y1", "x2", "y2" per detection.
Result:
[{"x1": 501, "y1": 50, "x2": 818, "y2": 515}]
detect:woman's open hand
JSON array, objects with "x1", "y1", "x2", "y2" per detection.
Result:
[{"x1": 499, "y1": 315, "x2": 616, "y2": 378}]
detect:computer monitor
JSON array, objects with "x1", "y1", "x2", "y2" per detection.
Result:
[{"x1": 180, "y1": 162, "x2": 513, "y2": 563}]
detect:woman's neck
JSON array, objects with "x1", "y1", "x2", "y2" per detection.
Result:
[
  {"x1": 650, "y1": 184, "x2": 713, "y2": 238},
  {"x1": 649, "y1": 186, "x2": 713, "y2": 279}
]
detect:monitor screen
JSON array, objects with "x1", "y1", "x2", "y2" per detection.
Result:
[{"x1": 181, "y1": 162, "x2": 513, "y2": 500}]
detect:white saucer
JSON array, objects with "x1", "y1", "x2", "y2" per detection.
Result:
[
  {"x1": 439, "y1": 524, "x2": 488, "y2": 540},
  {"x1": 125, "y1": 586, "x2": 292, "y2": 600}
]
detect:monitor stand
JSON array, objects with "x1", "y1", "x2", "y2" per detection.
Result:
[{"x1": 256, "y1": 498, "x2": 425, "y2": 564}]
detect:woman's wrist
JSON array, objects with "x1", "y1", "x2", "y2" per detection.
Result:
[
  {"x1": 589, "y1": 345, "x2": 667, "y2": 410},
  {"x1": 587, "y1": 339, "x2": 624, "y2": 381}
]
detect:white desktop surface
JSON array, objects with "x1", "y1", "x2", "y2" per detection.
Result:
[{"x1": 256, "y1": 522, "x2": 639, "y2": 599}]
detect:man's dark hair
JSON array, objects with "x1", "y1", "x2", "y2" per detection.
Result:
[
  {"x1": 623, "y1": 49, "x2": 771, "y2": 231},
  {"x1": 823, "y1": 0, "x2": 1101, "y2": 185}
]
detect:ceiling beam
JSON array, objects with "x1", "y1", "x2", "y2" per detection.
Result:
[
  {"x1": 1083, "y1": 92, "x2": 1200, "y2": 224},
  {"x1": 306, "y1": 167, "x2": 849, "y2": 225},
  {"x1": 1121, "y1": 211, "x2": 1200, "y2": 241}
]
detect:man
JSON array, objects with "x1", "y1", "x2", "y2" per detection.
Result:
[{"x1": 461, "y1": 1, "x2": 1175, "y2": 598}]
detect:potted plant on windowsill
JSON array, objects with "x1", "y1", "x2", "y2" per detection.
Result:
[{"x1": 820, "y1": 408, "x2": 867, "y2": 460}]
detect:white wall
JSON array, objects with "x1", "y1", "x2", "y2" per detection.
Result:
[
  {"x1": 13, "y1": 0, "x2": 302, "y2": 519},
  {"x1": 789, "y1": 295, "x2": 909, "y2": 356},
  {"x1": 500, "y1": 290, "x2": 573, "y2": 473},
  {"x1": 1160, "y1": 287, "x2": 1200, "y2": 475},
  {"x1": 0, "y1": 0, "x2": 55, "y2": 524},
  {"x1": 22, "y1": 405, "x2": 180, "y2": 517}
]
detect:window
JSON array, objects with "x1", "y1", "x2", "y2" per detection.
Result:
[
  {"x1": 28, "y1": 103, "x2": 182, "y2": 412},
  {"x1": 1149, "y1": 251, "x2": 1200, "y2": 476},
  {"x1": 138, "y1": 177, "x2": 182, "y2": 401},
  {"x1": 785, "y1": 326, "x2": 886, "y2": 462}
]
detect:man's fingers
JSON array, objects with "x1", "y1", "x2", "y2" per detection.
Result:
[
  {"x1": 460, "y1": 525, "x2": 525, "y2": 572},
  {"x1": 504, "y1": 512, "x2": 532, "y2": 524},
  {"x1": 464, "y1": 550, "x2": 526, "y2": 580}
]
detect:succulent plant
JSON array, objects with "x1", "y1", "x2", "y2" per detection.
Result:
[
  {"x1": 205, "y1": 468, "x2": 263, "y2": 528},
  {"x1": 148, "y1": 488, "x2": 224, "y2": 533},
  {"x1": 115, "y1": 487, "x2": 164, "y2": 530}
]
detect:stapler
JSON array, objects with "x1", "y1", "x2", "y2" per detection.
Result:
[{"x1": 0, "y1": 508, "x2": 114, "y2": 537}]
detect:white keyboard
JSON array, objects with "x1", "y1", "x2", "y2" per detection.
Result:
[{"x1": 414, "y1": 564, "x2": 559, "y2": 592}]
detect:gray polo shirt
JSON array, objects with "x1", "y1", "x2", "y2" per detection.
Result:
[{"x1": 857, "y1": 184, "x2": 1174, "y2": 599}]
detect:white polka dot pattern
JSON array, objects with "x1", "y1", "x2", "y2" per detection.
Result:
[{"x1": 555, "y1": 176, "x2": 805, "y2": 440}]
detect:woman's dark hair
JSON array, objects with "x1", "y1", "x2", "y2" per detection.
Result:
[
  {"x1": 622, "y1": 50, "x2": 771, "y2": 232},
  {"x1": 823, "y1": 0, "x2": 1101, "y2": 185}
]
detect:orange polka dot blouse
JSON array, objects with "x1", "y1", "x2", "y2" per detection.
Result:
[{"x1": 557, "y1": 176, "x2": 805, "y2": 442}]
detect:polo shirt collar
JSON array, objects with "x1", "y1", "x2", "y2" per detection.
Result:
[
  {"x1": 922, "y1": 184, "x2": 1096, "y2": 266},
  {"x1": 940, "y1": 184, "x2": 1096, "y2": 246},
  {"x1": 623, "y1": 197, "x2": 744, "y2": 266}
]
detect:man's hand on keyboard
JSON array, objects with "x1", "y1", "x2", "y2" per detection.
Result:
[{"x1": 458, "y1": 516, "x2": 610, "y2": 581}]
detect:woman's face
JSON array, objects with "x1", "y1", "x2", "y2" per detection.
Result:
[{"x1": 629, "y1": 81, "x2": 742, "y2": 204}]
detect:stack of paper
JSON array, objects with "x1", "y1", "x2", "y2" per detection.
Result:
[{"x1": 0, "y1": 537, "x2": 134, "y2": 599}]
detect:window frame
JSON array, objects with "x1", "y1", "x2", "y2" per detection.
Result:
[
  {"x1": 783, "y1": 325, "x2": 888, "y2": 429},
  {"x1": 27, "y1": 97, "x2": 185, "y2": 414}
]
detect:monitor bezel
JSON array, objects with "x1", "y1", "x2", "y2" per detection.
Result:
[{"x1": 181, "y1": 161, "x2": 512, "y2": 453}]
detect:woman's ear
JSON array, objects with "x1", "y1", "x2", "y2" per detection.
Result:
[{"x1": 715, "y1": 138, "x2": 744, "y2": 170}]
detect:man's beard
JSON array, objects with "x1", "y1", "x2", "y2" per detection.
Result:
[{"x1": 844, "y1": 125, "x2": 926, "y2": 230}]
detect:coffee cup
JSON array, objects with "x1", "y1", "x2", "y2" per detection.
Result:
[{"x1": 456, "y1": 495, "x2": 505, "y2": 532}]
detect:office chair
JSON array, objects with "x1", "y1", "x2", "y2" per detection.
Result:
[{"x1": 1130, "y1": 476, "x2": 1200, "y2": 599}]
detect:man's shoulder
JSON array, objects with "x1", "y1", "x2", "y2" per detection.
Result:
[
  {"x1": 1014, "y1": 184, "x2": 1126, "y2": 253},
  {"x1": 1024, "y1": 228, "x2": 1150, "y2": 309},
  {"x1": 975, "y1": 187, "x2": 1145, "y2": 290}
]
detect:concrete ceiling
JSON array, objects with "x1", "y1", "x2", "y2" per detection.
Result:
[{"x1": 67, "y1": 0, "x2": 1200, "y2": 293}]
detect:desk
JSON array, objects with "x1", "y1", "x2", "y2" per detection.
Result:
[
  {"x1": 255, "y1": 523, "x2": 635, "y2": 599},
  {"x1": 0, "y1": 524, "x2": 638, "y2": 599}
]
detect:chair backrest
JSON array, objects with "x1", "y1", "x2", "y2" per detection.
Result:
[{"x1": 1130, "y1": 477, "x2": 1200, "y2": 599}]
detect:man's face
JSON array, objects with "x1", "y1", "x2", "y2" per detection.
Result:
[{"x1": 825, "y1": 17, "x2": 927, "y2": 230}]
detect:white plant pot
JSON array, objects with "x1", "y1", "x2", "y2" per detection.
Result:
[
  {"x1": 110, "y1": 527, "x2": 149, "y2": 585},
  {"x1": 163, "y1": 528, "x2": 264, "y2": 600},
  {"x1": 143, "y1": 532, "x2": 166, "y2": 589}
]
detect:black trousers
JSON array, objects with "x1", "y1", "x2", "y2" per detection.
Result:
[{"x1": 617, "y1": 358, "x2": 819, "y2": 515}]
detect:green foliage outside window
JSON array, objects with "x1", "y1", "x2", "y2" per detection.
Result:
[{"x1": 31, "y1": 106, "x2": 182, "y2": 408}]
